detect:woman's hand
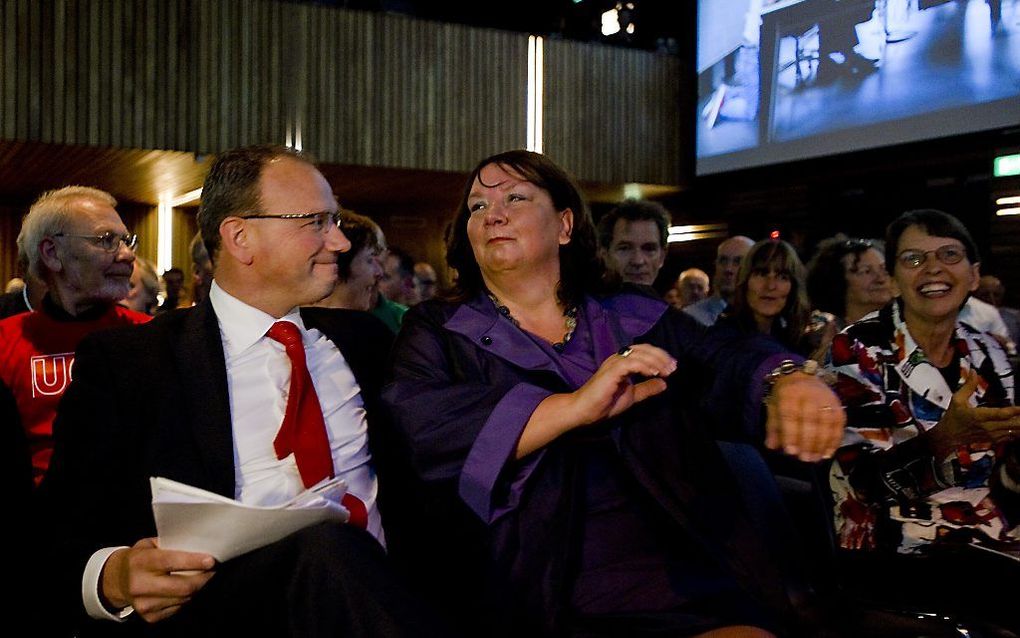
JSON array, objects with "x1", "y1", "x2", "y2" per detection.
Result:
[
  {"x1": 569, "y1": 344, "x2": 677, "y2": 426},
  {"x1": 515, "y1": 344, "x2": 676, "y2": 458},
  {"x1": 928, "y1": 370, "x2": 1020, "y2": 461},
  {"x1": 765, "y1": 372, "x2": 846, "y2": 462}
]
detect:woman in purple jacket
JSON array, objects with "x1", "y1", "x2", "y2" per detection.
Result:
[{"x1": 381, "y1": 151, "x2": 844, "y2": 638}]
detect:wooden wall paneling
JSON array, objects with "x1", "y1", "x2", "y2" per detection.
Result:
[
  {"x1": 0, "y1": 0, "x2": 680, "y2": 185},
  {"x1": 544, "y1": 40, "x2": 681, "y2": 186},
  {"x1": 0, "y1": 203, "x2": 25, "y2": 285},
  {"x1": 1, "y1": 3, "x2": 12, "y2": 139}
]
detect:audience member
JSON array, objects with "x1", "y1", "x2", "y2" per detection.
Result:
[
  {"x1": 382, "y1": 150, "x2": 845, "y2": 637},
  {"x1": 684, "y1": 235, "x2": 755, "y2": 326},
  {"x1": 0, "y1": 253, "x2": 48, "y2": 319},
  {"x1": 596, "y1": 199, "x2": 670, "y2": 286},
  {"x1": 380, "y1": 246, "x2": 419, "y2": 306},
  {"x1": 805, "y1": 236, "x2": 893, "y2": 360},
  {"x1": 156, "y1": 266, "x2": 185, "y2": 313},
  {"x1": 675, "y1": 267, "x2": 711, "y2": 308},
  {"x1": 367, "y1": 223, "x2": 408, "y2": 332},
  {"x1": 122, "y1": 257, "x2": 161, "y2": 315},
  {"x1": 806, "y1": 236, "x2": 892, "y2": 328},
  {"x1": 826, "y1": 209, "x2": 1020, "y2": 629},
  {"x1": 315, "y1": 211, "x2": 385, "y2": 312},
  {"x1": 720, "y1": 239, "x2": 812, "y2": 354},
  {"x1": 959, "y1": 295, "x2": 1015, "y2": 354},
  {"x1": 38, "y1": 145, "x2": 445, "y2": 637},
  {"x1": 413, "y1": 261, "x2": 438, "y2": 302},
  {"x1": 975, "y1": 274, "x2": 1020, "y2": 348},
  {"x1": 189, "y1": 232, "x2": 213, "y2": 305},
  {"x1": 0, "y1": 186, "x2": 150, "y2": 486}
]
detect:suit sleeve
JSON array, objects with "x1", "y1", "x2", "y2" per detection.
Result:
[
  {"x1": 664, "y1": 311, "x2": 794, "y2": 443},
  {"x1": 37, "y1": 334, "x2": 154, "y2": 632}
]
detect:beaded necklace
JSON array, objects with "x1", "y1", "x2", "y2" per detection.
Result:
[{"x1": 487, "y1": 292, "x2": 579, "y2": 353}]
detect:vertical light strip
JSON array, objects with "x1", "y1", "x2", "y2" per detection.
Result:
[
  {"x1": 293, "y1": 116, "x2": 303, "y2": 152},
  {"x1": 534, "y1": 36, "x2": 543, "y2": 154},
  {"x1": 157, "y1": 199, "x2": 174, "y2": 274},
  {"x1": 527, "y1": 36, "x2": 536, "y2": 151},
  {"x1": 156, "y1": 187, "x2": 204, "y2": 274},
  {"x1": 526, "y1": 36, "x2": 545, "y2": 153}
]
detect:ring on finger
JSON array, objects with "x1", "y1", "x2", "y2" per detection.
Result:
[{"x1": 618, "y1": 346, "x2": 633, "y2": 358}]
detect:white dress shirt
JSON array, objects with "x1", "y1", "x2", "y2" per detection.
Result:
[{"x1": 84, "y1": 281, "x2": 382, "y2": 620}]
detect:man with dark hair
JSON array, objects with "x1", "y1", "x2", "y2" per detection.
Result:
[
  {"x1": 156, "y1": 266, "x2": 185, "y2": 313},
  {"x1": 0, "y1": 186, "x2": 150, "y2": 486},
  {"x1": 380, "y1": 246, "x2": 419, "y2": 306},
  {"x1": 414, "y1": 262, "x2": 438, "y2": 303},
  {"x1": 596, "y1": 199, "x2": 671, "y2": 286},
  {"x1": 39, "y1": 145, "x2": 443, "y2": 636}
]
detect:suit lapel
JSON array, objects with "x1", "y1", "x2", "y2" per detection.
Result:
[{"x1": 174, "y1": 300, "x2": 235, "y2": 498}]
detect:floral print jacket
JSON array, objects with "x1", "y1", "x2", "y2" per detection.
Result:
[{"x1": 827, "y1": 300, "x2": 1019, "y2": 554}]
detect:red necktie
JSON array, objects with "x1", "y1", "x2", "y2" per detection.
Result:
[{"x1": 267, "y1": 321, "x2": 335, "y2": 489}]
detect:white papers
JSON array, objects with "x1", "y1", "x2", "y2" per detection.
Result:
[{"x1": 151, "y1": 476, "x2": 350, "y2": 562}]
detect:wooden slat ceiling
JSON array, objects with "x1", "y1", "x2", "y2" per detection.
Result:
[{"x1": 0, "y1": 139, "x2": 680, "y2": 209}]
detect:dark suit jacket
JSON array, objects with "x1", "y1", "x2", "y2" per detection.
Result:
[
  {"x1": 382, "y1": 293, "x2": 801, "y2": 637},
  {"x1": 37, "y1": 300, "x2": 396, "y2": 636}
]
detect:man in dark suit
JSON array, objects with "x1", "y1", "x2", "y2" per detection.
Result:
[{"x1": 39, "y1": 145, "x2": 441, "y2": 637}]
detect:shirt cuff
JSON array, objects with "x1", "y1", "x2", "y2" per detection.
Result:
[
  {"x1": 83, "y1": 546, "x2": 134, "y2": 622},
  {"x1": 459, "y1": 383, "x2": 551, "y2": 522}
]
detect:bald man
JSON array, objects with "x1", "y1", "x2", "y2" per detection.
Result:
[{"x1": 683, "y1": 236, "x2": 754, "y2": 326}]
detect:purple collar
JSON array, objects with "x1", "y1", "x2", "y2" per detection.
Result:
[{"x1": 444, "y1": 292, "x2": 667, "y2": 376}]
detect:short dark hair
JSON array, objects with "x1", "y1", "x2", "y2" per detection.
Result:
[
  {"x1": 446, "y1": 150, "x2": 602, "y2": 307},
  {"x1": 806, "y1": 235, "x2": 884, "y2": 320},
  {"x1": 336, "y1": 211, "x2": 383, "y2": 281},
  {"x1": 387, "y1": 246, "x2": 415, "y2": 279},
  {"x1": 596, "y1": 199, "x2": 671, "y2": 250},
  {"x1": 885, "y1": 208, "x2": 979, "y2": 270},
  {"x1": 197, "y1": 145, "x2": 313, "y2": 260},
  {"x1": 728, "y1": 239, "x2": 810, "y2": 349}
]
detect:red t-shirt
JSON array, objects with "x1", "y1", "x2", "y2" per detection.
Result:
[{"x1": 0, "y1": 304, "x2": 151, "y2": 484}]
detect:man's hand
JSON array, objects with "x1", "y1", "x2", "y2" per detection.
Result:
[
  {"x1": 101, "y1": 538, "x2": 216, "y2": 623},
  {"x1": 765, "y1": 371, "x2": 846, "y2": 462}
]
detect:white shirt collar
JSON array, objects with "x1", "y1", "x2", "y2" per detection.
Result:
[{"x1": 209, "y1": 280, "x2": 307, "y2": 357}]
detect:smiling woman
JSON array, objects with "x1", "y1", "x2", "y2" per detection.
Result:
[
  {"x1": 719, "y1": 238, "x2": 812, "y2": 353},
  {"x1": 824, "y1": 208, "x2": 1020, "y2": 627}
]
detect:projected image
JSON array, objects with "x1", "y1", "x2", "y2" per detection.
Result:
[{"x1": 696, "y1": 0, "x2": 1020, "y2": 175}]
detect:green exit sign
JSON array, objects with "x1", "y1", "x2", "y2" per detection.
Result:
[{"x1": 995, "y1": 153, "x2": 1020, "y2": 177}]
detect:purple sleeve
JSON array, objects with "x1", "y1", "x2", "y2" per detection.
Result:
[{"x1": 458, "y1": 383, "x2": 551, "y2": 523}]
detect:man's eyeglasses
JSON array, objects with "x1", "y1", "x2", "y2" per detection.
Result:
[
  {"x1": 897, "y1": 245, "x2": 966, "y2": 269},
  {"x1": 53, "y1": 231, "x2": 138, "y2": 253},
  {"x1": 241, "y1": 211, "x2": 342, "y2": 233}
]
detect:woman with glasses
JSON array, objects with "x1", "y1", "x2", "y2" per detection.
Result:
[
  {"x1": 826, "y1": 208, "x2": 1020, "y2": 627},
  {"x1": 806, "y1": 235, "x2": 892, "y2": 330}
]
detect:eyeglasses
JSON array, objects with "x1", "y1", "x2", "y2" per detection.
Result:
[
  {"x1": 241, "y1": 210, "x2": 342, "y2": 233},
  {"x1": 896, "y1": 245, "x2": 966, "y2": 269},
  {"x1": 53, "y1": 231, "x2": 138, "y2": 253}
]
